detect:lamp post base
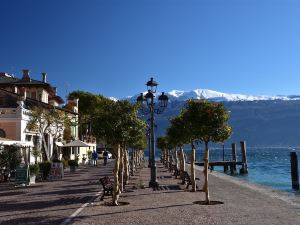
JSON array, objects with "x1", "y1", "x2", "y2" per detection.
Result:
[
  {"x1": 149, "y1": 164, "x2": 159, "y2": 188},
  {"x1": 149, "y1": 180, "x2": 159, "y2": 188}
]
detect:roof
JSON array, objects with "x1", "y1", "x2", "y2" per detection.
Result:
[
  {"x1": 0, "y1": 74, "x2": 18, "y2": 83},
  {"x1": 0, "y1": 88, "x2": 78, "y2": 115},
  {"x1": 0, "y1": 72, "x2": 55, "y2": 94},
  {"x1": 49, "y1": 95, "x2": 65, "y2": 104},
  {"x1": 0, "y1": 137, "x2": 33, "y2": 147}
]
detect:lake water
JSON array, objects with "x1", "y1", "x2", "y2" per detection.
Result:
[{"x1": 183, "y1": 147, "x2": 300, "y2": 195}]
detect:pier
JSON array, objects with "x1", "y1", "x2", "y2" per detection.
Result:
[{"x1": 195, "y1": 141, "x2": 248, "y2": 175}]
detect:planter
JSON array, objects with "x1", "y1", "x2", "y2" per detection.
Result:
[{"x1": 29, "y1": 175, "x2": 36, "y2": 184}]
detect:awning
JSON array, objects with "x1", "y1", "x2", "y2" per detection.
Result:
[
  {"x1": 0, "y1": 137, "x2": 34, "y2": 147},
  {"x1": 55, "y1": 142, "x2": 64, "y2": 147},
  {"x1": 62, "y1": 140, "x2": 92, "y2": 147}
]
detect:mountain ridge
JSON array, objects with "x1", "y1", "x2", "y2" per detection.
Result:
[{"x1": 124, "y1": 89, "x2": 300, "y2": 102}]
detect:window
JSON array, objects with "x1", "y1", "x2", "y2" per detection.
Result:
[
  {"x1": 25, "y1": 135, "x2": 32, "y2": 141},
  {"x1": 0, "y1": 129, "x2": 6, "y2": 138}
]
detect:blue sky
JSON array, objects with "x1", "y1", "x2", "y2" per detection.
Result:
[{"x1": 0, "y1": 0, "x2": 299, "y2": 99}]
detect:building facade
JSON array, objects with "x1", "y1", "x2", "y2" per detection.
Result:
[{"x1": 0, "y1": 69, "x2": 93, "y2": 163}]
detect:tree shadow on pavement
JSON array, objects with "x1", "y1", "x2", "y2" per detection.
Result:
[
  {"x1": 0, "y1": 203, "x2": 93, "y2": 218},
  {"x1": 27, "y1": 188, "x2": 99, "y2": 196},
  {"x1": 0, "y1": 195, "x2": 93, "y2": 212},
  {"x1": 1, "y1": 215, "x2": 65, "y2": 225},
  {"x1": 0, "y1": 191, "x2": 27, "y2": 197}
]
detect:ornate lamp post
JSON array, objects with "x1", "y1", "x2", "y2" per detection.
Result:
[{"x1": 137, "y1": 77, "x2": 168, "y2": 188}]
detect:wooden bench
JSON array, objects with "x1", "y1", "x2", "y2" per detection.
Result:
[
  {"x1": 99, "y1": 176, "x2": 113, "y2": 201},
  {"x1": 169, "y1": 163, "x2": 174, "y2": 172},
  {"x1": 172, "y1": 166, "x2": 180, "y2": 179},
  {"x1": 182, "y1": 171, "x2": 199, "y2": 189}
]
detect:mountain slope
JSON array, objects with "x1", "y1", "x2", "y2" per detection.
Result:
[{"x1": 125, "y1": 89, "x2": 300, "y2": 147}]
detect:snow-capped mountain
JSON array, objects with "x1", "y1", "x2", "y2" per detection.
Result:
[
  {"x1": 123, "y1": 89, "x2": 300, "y2": 147},
  {"x1": 127, "y1": 89, "x2": 300, "y2": 102},
  {"x1": 167, "y1": 89, "x2": 300, "y2": 101}
]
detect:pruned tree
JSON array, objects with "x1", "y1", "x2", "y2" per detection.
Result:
[
  {"x1": 157, "y1": 136, "x2": 169, "y2": 167},
  {"x1": 166, "y1": 115, "x2": 189, "y2": 180},
  {"x1": 92, "y1": 99, "x2": 146, "y2": 205},
  {"x1": 185, "y1": 100, "x2": 232, "y2": 204}
]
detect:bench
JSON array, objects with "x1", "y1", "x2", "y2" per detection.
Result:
[
  {"x1": 182, "y1": 171, "x2": 199, "y2": 189},
  {"x1": 99, "y1": 176, "x2": 113, "y2": 201},
  {"x1": 172, "y1": 165, "x2": 180, "y2": 179},
  {"x1": 169, "y1": 163, "x2": 174, "y2": 172}
]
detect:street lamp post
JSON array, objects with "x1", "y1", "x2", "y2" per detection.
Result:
[
  {"x1": 146, "y1": 124, "x2": 151, "y2": 167},
  {"x1": 137, "y1": 77, "x2": 168, "y2": 188}
]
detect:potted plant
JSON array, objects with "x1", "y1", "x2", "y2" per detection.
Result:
[
  {"x1": 31, "y1": 147, "x2": 42, "y2": 164},
  {"x1": 38, "y1": 161, "x2": 51, "y2": 180},
  {"x1": 29, "y1": 164, "x2": 40, "y2": 184},
  {"x1": 68, "y1": 159, "x2": 78, "y2": 172},
  {"x1": 82, "y1": 154, "x2": 87, "y2": 165}
]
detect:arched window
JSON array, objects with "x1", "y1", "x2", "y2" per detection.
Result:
[{"x1": 0, "y1": 129, "x2": 6, "y2": 138}]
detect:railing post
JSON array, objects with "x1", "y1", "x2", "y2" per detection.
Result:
[
  {"x1": 231, "y1": 143, "x2": 237, "y2": 174},
  {"x1": 240, "y1": 141, "x2": 248, "y2": 174},
  {"x1": 290, "y1": 151, "x2": 299, "y2": 190}
]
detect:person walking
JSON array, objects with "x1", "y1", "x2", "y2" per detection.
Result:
[
  {"x1": 92, "y1": 150, "x2": 98, "y2": 166},
  {"x1": 103, "y1": 149, "x2": 108, "y2": 166}
]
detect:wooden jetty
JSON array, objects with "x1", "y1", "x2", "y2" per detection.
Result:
[{"x1": 195, "y1": 141, "x2": 248, "y2": 175}]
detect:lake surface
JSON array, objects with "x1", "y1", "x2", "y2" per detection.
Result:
[{"x1": 184, "y1": 147, "x2": 300, "y2": 195}]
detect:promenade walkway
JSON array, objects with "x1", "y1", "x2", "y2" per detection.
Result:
[
  {"x1": 0, "y1": 160, "x2": 113, "y2": 225},
  {"x1": 72, "y1": 161, "x2": 300, "y2": 225},
  {"x1": 1, "y1": 160, "x2": 300, "y2": 225}
]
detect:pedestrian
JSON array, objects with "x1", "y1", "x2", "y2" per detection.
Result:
[
  {"x1": 92, "y1": 150, "x2": 98, "y2": 166},
  {"x1": 103, "y1": 149, "x2": 108, "y2": 166}
]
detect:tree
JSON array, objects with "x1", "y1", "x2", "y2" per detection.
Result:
[
  {"x1": 185, "y1": 100, "x2": 232, "y2": 204},
  {"x1": 67, "y1": 91, "x2": 110, "y2": 139},
  {"x1": 27, "y1": 106, "x2": 71, "y2": 161},
  {"x1": 92, "y1": 100, "x2": 146, "y2": 205},
  {"x1": 166, "y1": 115, "x2": 190, "y2": 180},
  {"x1": 157, "y1": 136, "x2": 168, "y2": 166}
]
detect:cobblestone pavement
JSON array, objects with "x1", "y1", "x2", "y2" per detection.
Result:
[
  {"x1": 0, "y1": 160, "x2": 113, "y2": 225},
  {"x1": 1, "y1": 160, "x2": 300, "y2": 225}
]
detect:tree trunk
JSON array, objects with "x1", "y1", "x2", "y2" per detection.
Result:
[
  {"x1": 131, "y1": 149, "x2": 134, "y2": 175},
  {"x1": 165, "y1": 149, "x2": 169, "y2": 169},
  {"x1": 124, "y1": 147, "x2": 129, "y2": 185},
  {"x1": 169, "y1": 149, "x2": 173, "y2": 171},
  {"x1": 203, "y1": 141, "x2": 210, "y2": 204},
  {"x1": 135, "y1": 150, "x2": 140, "y2": 167},
  {"x1": 51, "y1": 138, "x2": 59, "y2": 161},
  {"x1": 179, "y1": 146, "x2": 185, "y2": 180},
  {"x1": 112, "y1": 144, "x2": 121, "y2": 206},
  {"x1": 42, "y1": 133, "x2": 49, "y2": 161},
  {"x1": 119, "y1": 145, "x2": 124, "y2": 192},
  {"x1": 191, "y1": 142, "x2": 196, "y2": 192}
]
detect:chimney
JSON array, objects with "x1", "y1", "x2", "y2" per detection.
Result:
[
  {"x1": 53, "y1": 87, "x2": 57, "y2": 95},
  {"x1": 22, "y1": 69, "x2": 31, "y2": 81},
  {"x1": 42, "y1": 72, "x2": 47, "y2": 83}
]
